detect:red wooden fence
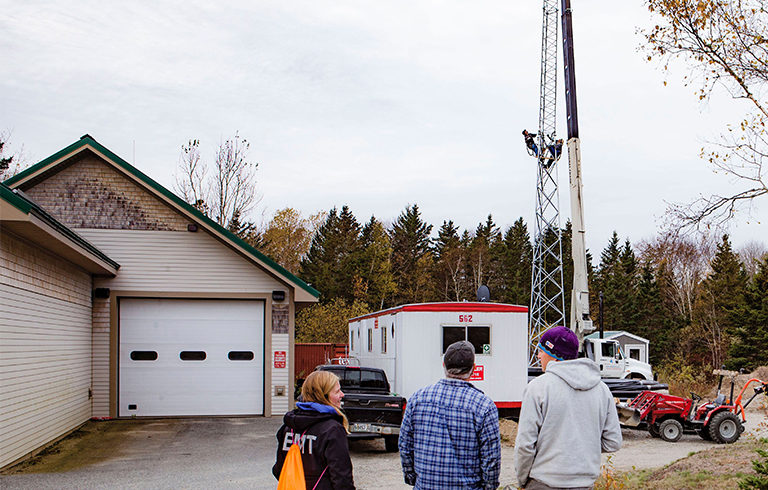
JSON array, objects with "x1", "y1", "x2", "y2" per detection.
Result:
[{"x1": 295, "y1": 343, "x2": 348, "y2": 379}]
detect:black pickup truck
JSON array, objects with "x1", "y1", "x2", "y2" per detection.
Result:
[{"x1": 316, "y1": 365, "x2": 406, "y2": 452}]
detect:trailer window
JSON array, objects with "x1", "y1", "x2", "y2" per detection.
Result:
[
  {"x1": 442, "y1": 326, "x2": 491, "y2": 354},
  {"x1": 442, "y1": 327, "x2": 465, "y2": 352},
  {"x1": 368, "y1": 328, "x2": 373, "y2": 352},
  {"x1": 468, "y1": 327, "x2": 490, "y2": 354},
  {"x1": 381, "y1": 325, "x2": 387, "y2": 353},
  {"x1": 350, "y1": 331, "x2": 354, "y2": 351}
]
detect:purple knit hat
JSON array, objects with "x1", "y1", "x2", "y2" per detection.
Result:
[{"x1": 538, "y1": 326, "x2": 579, "y2": 361}]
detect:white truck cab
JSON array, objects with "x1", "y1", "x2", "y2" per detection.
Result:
[{"x1": 584, "y1": 338, "x2": 653, "y2": 380}]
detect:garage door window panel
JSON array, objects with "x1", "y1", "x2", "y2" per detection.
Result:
[
  {"x1": 228, "y1": 351, "x2": 254, "y2": 361},
  {"x1": 130, "y1": 351, "x2": 158, "y2": 361},
  {"x1": 180, "y1": 351, "x2": 207, "y2": 361}
]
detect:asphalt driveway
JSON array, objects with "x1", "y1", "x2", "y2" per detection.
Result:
[{"x1": 0, "y1": 417, "x2": 409, "y2": 489}]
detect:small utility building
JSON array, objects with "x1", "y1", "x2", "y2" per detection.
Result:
[
  {"x1": 585, "y1": 331, "x2": 650, "y2": 364},
  {"x1": 0, "y1": 135, "x2": 318, "y2": 469}
]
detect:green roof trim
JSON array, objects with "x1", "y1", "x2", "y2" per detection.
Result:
[
  {"x1": 5, "y1": 135, "x2": 319, "y2": 299},
  {"x1": 1, "y1": 182, "x2": 120, "y2": 269},
  {"x1": 0, "y1": 181, "x2": 32, "y2": 213}
]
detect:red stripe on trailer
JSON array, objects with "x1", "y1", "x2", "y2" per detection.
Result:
[
  {"x1": 349, "y1": 302, "x2": 528, "y2": 322},
  {"x1": 495, "y1": 402, "x2": 522, "y2": 408}
]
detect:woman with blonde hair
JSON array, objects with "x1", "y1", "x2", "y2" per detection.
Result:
[{"x1": 272, "y1": 370, "x2": 355, "y2": 489}]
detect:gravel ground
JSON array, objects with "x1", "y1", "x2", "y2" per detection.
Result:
[
  {"x1": 2, "y1": 411, "x2": 766, "y2": 489},
  {"x1": 351, "y1": 410, "x2": 768, "y2": 488}
]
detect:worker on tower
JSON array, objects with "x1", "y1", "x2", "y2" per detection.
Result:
[
  {"x1": 544, "y1": 139, "x2": 563, "y2": 168},
  {"x1": 523, "y1": 130, "x2": 539, "y2": 156}
]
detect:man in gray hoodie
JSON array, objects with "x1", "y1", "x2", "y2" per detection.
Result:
[{"x1": 514, "y1": 326, "x2": 622, "y2": 489}]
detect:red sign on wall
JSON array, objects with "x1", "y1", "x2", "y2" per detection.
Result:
[
  {"x1": 374, "y1": 318, "x2": 379, "y2": 329},
  {"x1": 274, "y1": 351, "x2": 286, "y2": 369},
  {"x1": 468, "y1": 365, "x2": 484, "y2": 381}
]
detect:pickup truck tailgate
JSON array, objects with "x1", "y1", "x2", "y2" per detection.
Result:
[{"x1": 342, "y1": 393, "x2": 404, "y2": 426}]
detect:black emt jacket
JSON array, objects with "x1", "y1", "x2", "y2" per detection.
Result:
[{"x1": 272, "y1": 404, "x2": 355, "y2": 490}]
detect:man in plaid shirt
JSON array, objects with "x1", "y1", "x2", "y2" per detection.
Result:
[{"x1": 399, "y1": 340, "x2": 501, "y2": 489}]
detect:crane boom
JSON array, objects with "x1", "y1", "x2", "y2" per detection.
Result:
[{"x1": 561, "y1": 0, "x2": 594, "y2": 342}]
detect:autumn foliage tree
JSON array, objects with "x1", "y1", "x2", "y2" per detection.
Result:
[
  {"x1": 295, "y1": 298, "x2": 369, "y2": 343},
  {"x1": 644, "y1": 0, "x2": 768, "y2": 229},
  {"x1": 261, "y1": 208, "x2": 324, "y2": 275}
]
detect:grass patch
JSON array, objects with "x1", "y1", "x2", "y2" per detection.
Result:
[{"x1": 610, "y1": 437, "x2": 768, "y2": 489}]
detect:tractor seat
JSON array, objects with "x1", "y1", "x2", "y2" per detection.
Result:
[{"x1": 714, "y1": 393, "x2": 726, "y2": 406}]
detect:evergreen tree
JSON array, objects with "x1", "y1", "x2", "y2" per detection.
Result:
[
  {"x1": 300, "y1": 205, "x2": 361, "y2": 302},
  {"x1": 633, "y1": 262, "x2": 672, "y2": 366},
  {"x1": 228, "y1": 209, "x2": 262, "y2": 248},
  {"x1": 468, "y1": 215, "x2": 502, "y2": 296},
  {"x1": 389, "y1": 204, "x2": 434, "y2": 305},
  {"x1": 357, "y1": 217, "x2": 397, "y2": 309},
  {"x1": 594, "y1": 232, "x2": 622, "y2": 328},
  {"x1": 616, "y1": 239, "x2": 639, "y2": 330},
  {"x1": 434, "y1": 220, "x2": 469, "y2": 301},
  {"x1": 0, "y1": 136, "x2": 14, "y2": 178},
  {"x1": 694, "y1": 235, "x2": 748, "y2": 368},
  {"x1": 497, "y1": 218, "x2": 533, "y2": 306},
  {"x1": 561, "y1": 221, "x2": 574, "y2": 329},
  {"x1": 727, "y1": 256, "x2": 768, "y2": 370}
]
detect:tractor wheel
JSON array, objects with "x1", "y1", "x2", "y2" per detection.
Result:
[
  {"x1": 708, "y1": 411, "x2": 742, "y2": 444},
  {"x1": 649, "y1": 423, "x2": 661, "y2": 438},
  {"x1": 384, "y1": 435, "x2": 399, "y2": 452},
  {"x1": 659, "y1": 419, "x2": 683, "y2": 443}
]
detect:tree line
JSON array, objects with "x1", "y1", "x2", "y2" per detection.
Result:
[{"x1": 254, "y1": 202, "x2": 767, "y2": 374}]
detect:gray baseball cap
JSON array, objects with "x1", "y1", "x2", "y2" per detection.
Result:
[{"x1": 444, "y1": 341, "x2": 475, "y2": 373}]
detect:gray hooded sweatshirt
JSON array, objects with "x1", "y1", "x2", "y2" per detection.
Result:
[{"x1": 514, "y1": 358, "x2": 622, "y2": 488}]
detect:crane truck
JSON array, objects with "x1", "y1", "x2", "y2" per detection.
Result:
[{"x1": 561, "y1": 0, "x2": 653, "y2": 380}]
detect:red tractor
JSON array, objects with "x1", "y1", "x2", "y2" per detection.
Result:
[{"x1": 622, "y1": 370, "x2": 768, "y2": 443}]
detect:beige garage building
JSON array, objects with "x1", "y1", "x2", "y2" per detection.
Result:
[{"x1": 0, "y1": 135, "x2": 318, "y2": 469}]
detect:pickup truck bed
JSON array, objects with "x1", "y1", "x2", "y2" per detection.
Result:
[{"x1": 316, "y1": 365, "x2": 406, "y2": 451}]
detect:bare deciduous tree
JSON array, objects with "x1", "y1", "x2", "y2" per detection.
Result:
[
  {"x1": 0, "y1": 130, "x2": 27, "y2": 180},
  {"x1": 638, "y1": 232, "x2": 714, "y2": 321},
  {"x1": 175, "y1": 139, "x2": 208, "y2": 213},
  {"x1": 738, "y1": 240, "x2": 768, "y2": 278},
  {"x1": 174, "y1": 132, "x2": 261, "y2": 231},
  {"x1": 644, "y1": 0, "x2": 768, "y2": 230}
]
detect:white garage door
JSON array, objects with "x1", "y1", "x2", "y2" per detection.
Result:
[{"x1": 119, "y1": 298, "x2": 264, "y2": 417}]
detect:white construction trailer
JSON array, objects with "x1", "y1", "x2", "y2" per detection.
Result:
[{"x1": 347, "y1": 302, "x2": 529, "y2": 414}]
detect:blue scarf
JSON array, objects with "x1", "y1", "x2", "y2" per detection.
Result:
[{"x1": 296, "y1": 401, "x2": 338, "y2": 414}]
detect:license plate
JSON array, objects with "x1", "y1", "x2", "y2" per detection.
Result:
[{"x1": 350, "y1": 423, "x2": 377, "y2": 433}]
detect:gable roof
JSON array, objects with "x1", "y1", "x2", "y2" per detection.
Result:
[
  {"x1": 1, "y1": 182, "x2": 119, "y2": 275},
  {"x1": 585, "y1": 330, "x2": 648, "y2": 343},
  {"x1": 4, "y1": 135, "x2": 319, "y2": 301}
]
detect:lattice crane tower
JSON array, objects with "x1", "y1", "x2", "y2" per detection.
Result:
[{"x1": 526, "y1": 0, "x2": 566, "y2": 367}]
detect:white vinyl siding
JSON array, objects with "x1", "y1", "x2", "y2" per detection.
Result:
[
  {"x1": 271, "y1": 333, "x2": 290, "y2": 415},
  {"x1": 91, "y1": 297, "x2": 110, "y2": 418},
  {"x1": 77, "y1": 229, "x2": 284, "y2": 292},
  {"x1": 0, "y1": 232, "x2": 92, "y2": 469}
]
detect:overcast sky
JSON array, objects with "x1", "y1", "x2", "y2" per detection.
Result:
[{"x1": 2, "y1": 1, "x2": 765, "y2": 255}]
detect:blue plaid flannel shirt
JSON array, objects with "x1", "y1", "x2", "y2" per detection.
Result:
[{"x1": 399, "y1": 378, "x2": 501, "y2": 490}]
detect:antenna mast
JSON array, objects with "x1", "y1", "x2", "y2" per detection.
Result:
[{"x1": 527, "y1": 0, "x2": 566, "y2": 367}]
